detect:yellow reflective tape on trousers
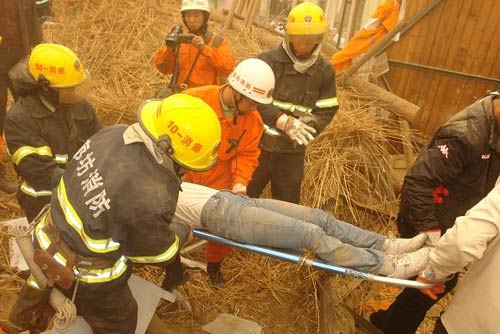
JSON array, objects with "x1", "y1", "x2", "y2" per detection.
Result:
[
  {"x1": 20, "y1": 181, "x2": 52, "y2": 197},
  {"x1": 35, "y1": 217, "x2": 129, "y2": 284},
  {"x1": 127, "y1": 235, "x2": 179, "y2": 264},
  {"x1": 57, "y1": 177, "x2": 121, "y2": 253},
  {"x1": 273, "y1": 100, "x2": 312, "y2": 114},
  {"x1": 316, "y1": 97, "x2": 339, "y2": 108},
  {"x1": 27, "y1": 275, "x2": 42, "y2": 290},
  {"x1": 12, "y1": 145, "x2": 52, "y2": 165}
]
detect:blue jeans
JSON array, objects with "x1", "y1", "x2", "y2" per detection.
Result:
[{"x1": 201, "y1": 191, "x2": 387, "y2": 272}]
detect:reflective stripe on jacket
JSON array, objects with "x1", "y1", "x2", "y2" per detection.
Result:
[
  {"x1": 257, "y1": 44, "x2": 339, "y2": 153},
  {"x1": 49, "y1": 125, "x2": 181, "y2": 287},
  {"x1": 154, "y1": 31, "x2": 234, "y2": 89},
  {"x1": 4, "y1": 94, "x2": 101, "y2": 213},
  {"x1": 183, "y1": 85, "x2": 263, "y2": 189}
]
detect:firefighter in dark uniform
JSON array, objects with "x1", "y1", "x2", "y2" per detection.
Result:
[
  {"x1": 4, "y1": 43, "x2": 101, "y2": 221},
  {"x1": 4, "y1": 94, "x2": 222, "y2": 334},
  {"x1": 247, "y1": 2, "x2": 339, "y2": 204},
  {"x1": 370, "y1": 90, "x2": 500, "y2": 334}
]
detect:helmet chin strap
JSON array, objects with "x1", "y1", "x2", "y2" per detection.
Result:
[{"x1": 229, "y1": 88, "x2": 243, "y2": 125}]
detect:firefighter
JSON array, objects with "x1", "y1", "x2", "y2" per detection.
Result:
[
  {"x1": 182, "y1": 58, "x2": 275, "y2": 286},
  {"x1": 4, "y1": 43, "x2": 101, "y2": 221},
  {"x1": 154, "y1": 0, "x2": 234, "y2": 92},
  {"x1": 4, "y1": 94, "x2": 222, "y2": 334},
  {"x1": 247, "y1": 2, "x2": 339, "y2": 204},
  {"x1": 0, "y1": 0, "x2": 51, "y2": 193}
]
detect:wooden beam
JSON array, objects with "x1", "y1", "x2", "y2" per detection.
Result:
[{"x1": 344, "y1": 77, "x2": 421, "y2": 123}]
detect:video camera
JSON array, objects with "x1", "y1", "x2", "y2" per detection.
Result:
[{"x1": 165, "y1": 25, "x2": 195, "y2": 48}]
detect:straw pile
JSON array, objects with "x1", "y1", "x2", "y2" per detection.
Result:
[{"x1": 0, "y1": 0, "x2": 448, "y2": 333}]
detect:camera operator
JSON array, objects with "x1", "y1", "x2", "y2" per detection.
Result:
[{"x1": 154, "y1": 0, "x2": 234, "y2": 92}]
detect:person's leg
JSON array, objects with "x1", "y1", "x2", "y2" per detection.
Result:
[
  {"x1": 75, "y1": 283, "x2": 138, "y2": 334},
  {"x1": 201, "y1": 191, "x2": 386, "y2": 272},
  {"x1": 433, "y1": 315, "x2": 449, "y2": 334},
  {"x1": 371, "y1": 274, "x2": 458, "y2": 334},
  {"x1": 247, "y1": 150, "x2": 271, "y2": 199},
  {"x1": 253, "y1": 198, "x2": 386, "y2": 250},
  {"x1": 269, "y1": 152, "x2": 304, "y2": 204}
]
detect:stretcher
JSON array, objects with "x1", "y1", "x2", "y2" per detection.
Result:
[{"x1": 193, "y1": 229, "x2": 433, "y2": 289}]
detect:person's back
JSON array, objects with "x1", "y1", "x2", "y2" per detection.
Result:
[{"x1": 153, "y1": 0, "x2": 234, "y2": 90}]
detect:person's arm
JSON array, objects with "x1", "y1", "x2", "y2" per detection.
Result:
[
  {"x1": 154, "y1": 46, "x2": 176, "y2": 75},
  {"x1": 124, "y1": 213, "x2": 181, "y2": 268},
  {"x1": 201, "y1": 38, "x2": 235, "y2": 78},
  {"x1": 427, "y1": 181, "x2": 500, "y2": 280},
  {"x1": 4, "y1": 110, "x2": 61, "y2": 190},
  {"x1": 401, "y1": 130, "x2": 470, "y2": 233},
  {"x1": 310, "y1": 63, "x2": 339, "y2": 134},
  {"x1": 230, "y1": 118, "x2": 263, "y2": 193}
]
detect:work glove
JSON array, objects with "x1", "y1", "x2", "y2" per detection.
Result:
[
  {"x1": 298, "y1": 113, "x2": 318, "y2": 129},
  {"x1": 416, "y1": 265, "x2": 445, "y2": 300},
  {"x1": 231, "y1": 183, "x2": 247, "y2": 195},
  {"x1": 276, "y1": 114, "x2": 316, "y2": 146},
  {"x1": 419, "y1": 229, "x2": 441, "y2": 247}
]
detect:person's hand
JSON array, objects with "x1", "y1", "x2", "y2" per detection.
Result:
[
  {"x1": 417, "y1": 276, "x2": 445, "y2": 300},
  {"x1": 191, "y1": 35, "x2": 206, "y2": 50},
  {"x1": 420, "y1": 229, "x2": 441, "y2": 247},
  {"x1": 232, "y1": 183, "x2": 247, "y2": 195},
  {"x1": 276, "y1": 114, "x2": 316, "y2": 145}
]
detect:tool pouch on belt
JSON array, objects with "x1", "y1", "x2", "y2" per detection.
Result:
[{"x1": 33, "y1": 214, "x2": 75, "y2": 290}]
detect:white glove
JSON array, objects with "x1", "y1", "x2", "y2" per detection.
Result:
[
  {"x1": 276, "y1": 114, "x2": 316, "y2": 146},
  {"x1": 420, "y1": 229, "x2": 441, "y2": 247},
  {"x1": 232, "y1": 183, "x2": 247, "y2": 195}
]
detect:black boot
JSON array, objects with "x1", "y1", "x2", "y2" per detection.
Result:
[
  {"x1": 0, "y1": 163, "x2": 17, "y2": 194},
  {"x1": 207, "y1": 261, "x2": 225, "y2": 288},
  {"x1": 162, "y1": 255, "x2": 188, "y2": 291}
]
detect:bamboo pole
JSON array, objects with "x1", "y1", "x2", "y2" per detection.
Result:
[
  {"x1": 245, "y1": 0, "x2": 260, "y2": 30},
  {"x1": 222, "y1": 0, "x2": 239, "y2": 33}
]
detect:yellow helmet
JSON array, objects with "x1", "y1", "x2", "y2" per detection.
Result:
[
  {"x1": 138, "y1": 94, "x2": 221, "y2": 172},
  {"x1": 286, "y1": 2, "x2": 328, "y2": 39},
  {"x1": 28, "y1": 43, "x2": 87, "y2": 88}
]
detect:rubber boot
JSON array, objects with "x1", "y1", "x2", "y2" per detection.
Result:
[{"x1": 206, "y1": 261, "x2": 225, "y2": 288}]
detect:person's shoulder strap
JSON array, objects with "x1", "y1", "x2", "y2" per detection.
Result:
[{"x1": 204, "y1": 31, "x2": 224, "y2": 49}]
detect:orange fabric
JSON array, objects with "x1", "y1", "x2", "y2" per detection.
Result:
[
  {"x1": 154, "y1": 33, "x2": 234, "y2": 89},
  {"x1": 183, "y1": 85, "x2": 263, "y2": 190},
  {"x1": 205, "y1": 242, "x2": 232, "y2": 263},
  {"x1": 330, "y1": 0, "x2": 401, "y2": 72},
  {"x1": 183, "y1": 85, "x2": 263, "y2": 264}
]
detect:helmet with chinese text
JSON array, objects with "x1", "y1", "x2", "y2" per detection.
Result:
[{"x1": 138, "y1": 94, "x2": 221, "y2": 171}]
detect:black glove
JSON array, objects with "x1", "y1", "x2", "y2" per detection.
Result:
[{"x1": 168, "y1": 217, "x2": 191, "y2": 247}]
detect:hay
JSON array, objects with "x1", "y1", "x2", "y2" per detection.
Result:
[{"x1": 0, "y1": 1, "x2": 441, "y2": 333}]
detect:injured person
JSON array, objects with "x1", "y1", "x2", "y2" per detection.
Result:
[{"x1": 175, "y1": 182, "x2": 429, "y2": 278}]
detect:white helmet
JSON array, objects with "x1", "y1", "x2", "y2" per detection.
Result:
[
  {"x1": 228, "y1": 58, "x2": 275, "y2": 105},
  {"x1": 181, "y1": 0, "x2": 210, "y2": 13}
]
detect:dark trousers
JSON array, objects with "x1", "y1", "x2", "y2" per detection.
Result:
[
  {"x1": 433, "y1": 316, "x2": 449, "y2": 334},
  {"x1": 0, "y1": 48, "x2": 23, "y2": 133},
  {"x1": 247, "y1": 150, "x2": 305, "y2": 204},
  {"x1": 373, "y1": 275, "x2": 457, "y2": 334},
  {"x1": 371, "y1": 218, "x2": 458, "y2": 334},
  {"x1": 10, "y1": 281, "x2": 138, "y2": 334}
]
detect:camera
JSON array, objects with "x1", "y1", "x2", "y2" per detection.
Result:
[{"x1": 165, "y1": 25, "x2": 195, "y2": 48}]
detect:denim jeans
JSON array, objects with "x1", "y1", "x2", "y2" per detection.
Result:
[{"x1": 201, "y1": 191, "x2": 387, "y2": 272}]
